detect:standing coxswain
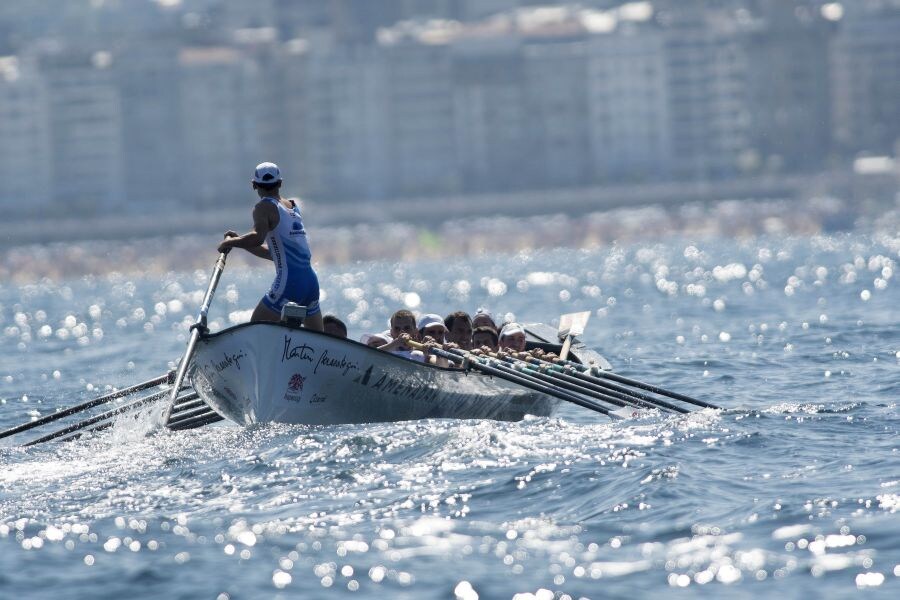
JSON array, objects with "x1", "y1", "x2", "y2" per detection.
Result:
[{"x1": 218, "y1": 162, "x2": 324, "y2": 331}]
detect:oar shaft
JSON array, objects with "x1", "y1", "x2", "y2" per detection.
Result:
[
  {"x1": 166, "y1": 404, "x2": 213, "y2": 424},
  {"x1": 432, "y1": 347, "x2": 613, "y2": 417},
  {"x1": 473, "y1": 359, "x2": 613, "y2": 417},
  {"x1": 494, "y1": 354, "x2": 683, "y2": 413},
  {"x1": 525, "y1": 361, "x2": 689, "y2": 413},
  {"x1": 564, "y1": 368, "x2": 689, "y2": 413},
  {"x1": 169, "y1": 397, "x2": 206, "y2": 413},
  {"x1": 592, "y1": 369, "x2": 719, "y2": 409},
  {"x1": 24, "y1": 390, "x2": 168, "y2": 447},
  {"x1": 161, "y1": 327, "x2": 203, "y2": 424},
  {"x1": 167, "y1": 412, "x2": 224, "y2": 431},
  {"x1": 199, "y1": 252, "x2": 229, "y2": 317},
  {"x1": 36, "y1": 390, "x2": 203, "y2": 445},
  {"x1": 0, "y1": 373, "x2": 170, "y2": 440},
  {"x1": 491, "y1": 355, "x2": 631, "y2": 409},
  {"x1": 517, "y1": 365, "x2": 630, "y2": 409},
  {"x1": 525, "y1": 354, "x2": 718, "y2": 410},
  {"x1": 161, "y1": 252, "x2": 228, "y2": 425}
]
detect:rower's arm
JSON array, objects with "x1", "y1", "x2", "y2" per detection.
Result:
[
  {"x1": 219, "y1": 203, "x2": 274, "y2": 255},
  {"x1": 245, "y1": 244, "x2": 272, "y2": 261}
]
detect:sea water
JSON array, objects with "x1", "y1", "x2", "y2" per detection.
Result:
[{"x1": 0, "y1": 224, "x2": 898, "y2": 599}]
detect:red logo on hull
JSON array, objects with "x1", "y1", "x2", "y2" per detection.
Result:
[{"x1": 288, "y1": 373, "x2": 305, "y2": 392}]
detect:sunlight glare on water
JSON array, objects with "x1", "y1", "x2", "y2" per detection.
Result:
[{"x1": 0, "y1": 210, "x2": 899, "y2": 598}]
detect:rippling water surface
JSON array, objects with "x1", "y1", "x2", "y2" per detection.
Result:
[{"x1": 1, "y1": 224, "x2": 898, "y2": 599}]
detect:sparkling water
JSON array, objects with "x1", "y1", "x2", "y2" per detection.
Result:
[{"x1": 1, "y1": 223, "x2": 898, "y2": 599}]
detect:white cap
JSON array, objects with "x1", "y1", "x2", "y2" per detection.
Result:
[
  {"x1": 252, "y1": 162, "x2": 282, "y2": 185},
  {"x1": 417, "y1": 313, "x2": 447, "y2": 331},
  {"x1": 499, "y1": 322, "x2": 525, "y2": 338},
  {"x1": 361, "y1": 331, "x2": 392, "y2": 346}
]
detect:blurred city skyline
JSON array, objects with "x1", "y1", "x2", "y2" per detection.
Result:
[{"x1": 0, "y1": 0, "x2": 898, "y2": 219}]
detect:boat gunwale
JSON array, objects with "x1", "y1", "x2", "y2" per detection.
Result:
[{"x1": 197, "y1": 321, "x2": 585, "y2": 374}]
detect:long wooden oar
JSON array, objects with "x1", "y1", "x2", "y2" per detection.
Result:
[
  {"x1": 486, "y1": 352, "x2": 637, "y2": 410},
  {"x1": 490, "y1": 352, "x2": 686, "y2": 414},
  {"x1": 419, "y1": 344, "x2": 624, "y2": 419},
  {"x1": 528, "y1": 354, "x2": 719, "y2": 410},
  {"x1": 23, "y1": 389, "x2": 170, "y2": 446},
  {"x1": 592, "y1": 368, "x2": 718, "y2": 409},
  {"x1": 22, "y1": 384, "x2": 219, "y2": 446},
  {"x1": 23, "y1": 387, "x2": 202, "y2": 446},
  {"x1": 161, "y1": 252, "x2": 229, "y2": 426},
  {"x1": 166, "y1": 403, "x2": 217, "y2": 426},
  {"x1": 504, "y1": 353, "x2": 690, "y2": 413},
  {"x1": 168, "y1": 411, "x2": 224, "y2": 431},
  {"x1": 0, "y1": 372, "x2": 172, "y2": 441}
]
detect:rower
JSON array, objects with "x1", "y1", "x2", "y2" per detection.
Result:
[
  {"x1": 360, "y1": 331, "x2": 392, "y2": 348},
  {"x1": 378, "y1": 309, "x2": 425, "y2": 362},
  {"x1": 323, "y1": 314, "x2": 348, "y2": 338},
  {"x1": 417, "y1": 313, "x2": 452, "y2": 367},
  {"x1": 499, "y1": 322, "x2": 527, "y2": 352},
  {"x1": 218, "y1": 162, "x2": 324, "y2": 331},
  {"x1": 472, "y1": 325, "x2": 499, "y2": 353},
  {"x1": 417, "y1": 313, "x2": 448, "y2": 343},
  {"x1": 472, "y1": 308, "x2": 498, "y2": 332},
  {"x1": 444, "y1": 311, "x2": 473, "y2": 350}
]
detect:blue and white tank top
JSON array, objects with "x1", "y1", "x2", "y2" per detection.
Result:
[{"x1": 264, "y1": 197, "x2": 313, "y2": 285}]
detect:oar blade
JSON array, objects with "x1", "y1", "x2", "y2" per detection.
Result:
[
  {"x1": 558, "y1": 311, "x2": 591, "y2": 339},
  {"x1": 610, "y1": 406, "x2": 640, "y2": 420}
]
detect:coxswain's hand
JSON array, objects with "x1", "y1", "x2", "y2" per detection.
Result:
[{"x1": 217, "y1": 231, "x2": 239, "y2": 253}]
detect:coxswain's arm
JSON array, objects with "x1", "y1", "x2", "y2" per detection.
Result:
[
  {"x1": 218, "y1": 203, "x2": 274, "y2": 256},
  {"x1": 245, "y1": 244, "x2": 273, "y2": 261}
]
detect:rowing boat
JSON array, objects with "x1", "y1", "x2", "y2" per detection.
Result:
[
  {"x1": 2, "y1": 253, "x2": 714, "y2": 447},
  {"x1": 188, "y1": 321, "x2": 606, "y2": 426}
]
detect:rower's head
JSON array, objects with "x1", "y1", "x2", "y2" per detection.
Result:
[
  {"x1": 323, "y1": 314, "x2": 348, "y2": 338},
  {"x1": 472, "y1": 325, "x2": 499, "y2": 352},
  {"x1": 472, "y1": 309, "x2": 497, "y2": 331},
  {"x1": 499, "y1": 322, "x2": 527, "y2": 352},
  {"x1": 417, "y1": 313, "x2": 448, "y2": 342},
  {"x1": 361, "y1": 331, "x2": 392, "y2": 348},
  {"x1": 390, "y1": 309, "x2": 418, "y2": 340},
  {"x1": 444, "y1": 311, "x2": 473, "y2": 349},
  {"x1": 251, "y1": 161, "x2": 282, "y2": 197}
]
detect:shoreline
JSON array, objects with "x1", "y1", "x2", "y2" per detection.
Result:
[
  {"x1": 2, "y1": 192, "x2": 896, "y2": 284},
  {"x1": 0, "y1": 170, "x2": 869, "y2": 248}
]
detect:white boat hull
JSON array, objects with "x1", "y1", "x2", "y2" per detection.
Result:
[{"x1": 189, "y1": 323, "x2": 559, "y2": 425}]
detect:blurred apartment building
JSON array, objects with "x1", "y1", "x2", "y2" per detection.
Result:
[
  {"x1": 830, "y1": 1, "x2": 900, "y2": 157},
  {"x1": 44, "y1": 50, "x2": 125, "y2": 213},
  {"x1": 0, "y1": 0, "x2": 898, "y2": 215},
  {"x1": 0, "y1": 56, "x2": 53, "y2": 213}
]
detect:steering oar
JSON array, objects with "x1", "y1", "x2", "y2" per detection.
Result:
[{"x1": 160, "y1": 251, "x2": 229, "y2": 426}]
